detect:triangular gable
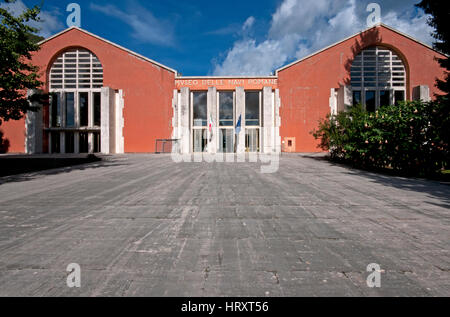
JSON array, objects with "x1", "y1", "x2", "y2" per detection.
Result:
[
  {"x1": 39, "y1": 27, "x2": 178, "y2": 74},
  {"x1": 276, "y1": 23, "x2": 445, "y2": 74}
]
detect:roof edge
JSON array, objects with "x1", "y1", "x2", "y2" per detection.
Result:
[
  {"x1": 276, "y1": 23, "x2": 443, "y2": 74},
  {"x1": 38, "y1": 27, "x2": 178, "y2": 74}
]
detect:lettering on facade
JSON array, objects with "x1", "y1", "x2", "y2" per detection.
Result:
[{"x1": 175, "y1": 78, "x2": 278, "y2": 88}]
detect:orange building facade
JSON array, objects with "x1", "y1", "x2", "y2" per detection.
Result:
[{"x1": 0, "y1": 24, "x2": 446, "y2": 154}]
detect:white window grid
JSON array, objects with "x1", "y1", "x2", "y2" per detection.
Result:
[
  {"x1": 351, "y1": 46, "x2": 406, "y2": 89},
  {"x1": 50, "y1": 48, "x2": 103, "y2": 90},
  {"x1": 350, "y1": 46, "x2": 406, "y2": 108}
]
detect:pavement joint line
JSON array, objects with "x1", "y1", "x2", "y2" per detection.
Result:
[{"x1": 0, "y1": 155, "x2": 448, "y2": 296}]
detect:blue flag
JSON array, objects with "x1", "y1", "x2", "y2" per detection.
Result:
[{"x1": 235, "y1": 115, "x2": 242, "y2": 135}]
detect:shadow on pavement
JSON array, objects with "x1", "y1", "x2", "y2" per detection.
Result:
[
  {"x1": 0, "y1": 155, "x2": 128, "y2": 185},
  {"x1": 303, "y1": 155, "x2": 450, "y2": 209}
]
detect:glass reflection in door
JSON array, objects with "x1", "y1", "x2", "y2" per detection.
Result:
[
  {"x1": 245, "y1": 129, "x2": 260, "y2": 153},
  {"x1": 219, "y1": 129, "x2": 234, "y2": 153}
]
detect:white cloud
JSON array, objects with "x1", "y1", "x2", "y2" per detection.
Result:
[
  {"x1": 213, "y1": 36, "x2": 299, "y2": 76},
  {"x1": 242, "y1": 16, "x2": 255, "y2": 32},
  {"x1": 294, "y1": 0, "x2": 362, "y2": 59},
  {"x1": 205, "y1": 23, "x2": 241, "y2": 36},
  {"x1": 90, "y1": 2, "x2": 175, "y2": 47},
  {"x1": 0, "y1": 0, "x2": 64, "y2": 38},
  {"x1": 383, "y1": 10, "x2": 433, "y2": 45},
  {"x1": 269, "y1": 0, "x2": 347, "y2": 39},
  {"x1": 212, "y1": 0, "x2": 434, "y2": 76}
]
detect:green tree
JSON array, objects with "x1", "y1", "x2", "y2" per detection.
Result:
[
  {"x1": 0, "y1": 0, "x2": 44, "y2": 126},
  {"x1": 312, "y1": 102, "x2": 447, "y2": 176},
  {"x1": 416, "y1": 1, "x2": 450, "y2": 166},
  {"x1": 416, "y1": 0, "x2": 449, "y2": 99}
]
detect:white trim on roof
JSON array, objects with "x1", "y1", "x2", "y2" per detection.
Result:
[
  {"x1": 39, "y1": 24, "x2": 443, "y2": 78},
  {"x1": 38, "y1": 27, "x2": 178, "y2": 74},
  {"x1": 275, "y1": 23, "x2": 443, "y2": 74}
]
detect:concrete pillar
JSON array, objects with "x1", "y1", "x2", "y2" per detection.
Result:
[
  {"x1": 48, "y1": 133, "x2": 53, "y2": 154},
  {"x1": 329, "y1": 88, "x2": 338, "y2": 116},
  {"x1": 101, "y1": 87, "x2": 116, "y2": 154},
  {"x1": 74, "y1": 132, "x2": 80, "y2": 154},
  {"x1": 171, "y1": 89, "x2": 179, "y2": 153},
  {"x1": 88, "y1": 133, "x2": 94, "y2": 154},
  {"x1": 115, "y1": 90, "x2": 125, "y2": 154},
  {"x1": 390, "y1": 89, "x2": 395, "y2": 106},
  {"x1": 73, "y1": 91, "x2": 79, "y2": 154},
  {"x1": 60, "y1": 92, "x2": 66, "y2": 154},
  {"x1": 262, "y1": 87, "x2": 274, "y2": 154},
  {"x1": 274, "y1": 89, "x2": 282, "y2": 154},
  {"x1": 207, "y1": 87, "x2": 217, "y2": 154},
  {"x1": 337, "y1": 85, "x2": 352, "y2": 112},
  {"x1": 25, "y1": 90, "x2": 43, "y2": 154},
  {"x1": 413, "y1": 85, "x2": 431, "y2": 102},
  {"x1": 86, "y1": 91, "x2": 94, "y2": 154},
  {"x1": 61, "y1": 92, "x2": 66, "y2": 129},
  {"x1": 60, "y1": 132, "x2": 65, "y2": 154},
  {"x1": 88, "y1": 92, "x2": 94, "y2": 127},
  {"x1": 180, "y1": 87, "x2": 191, "y2": 154},
  {"x1": 235, "y1": 87, "x2": 246, "y2": 154}
]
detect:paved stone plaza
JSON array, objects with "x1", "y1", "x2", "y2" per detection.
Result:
[{"x1": 0, "y1": 154, "x2": 448, "y2": 296}]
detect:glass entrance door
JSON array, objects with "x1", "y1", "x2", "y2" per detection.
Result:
[
  {"x1": 219, "y1": 129, "x2": 234, "y2": 153},
  {"x1": 218, "y1": 91, "x2": 235, "y2": 153},
  {"x1": 192, "y1": 92, "x2": 208, "y2": 153},
  {"x1": 245, "y1": 128, "x2": 260, "y2": 153},
  {"x1": 193, "y1": 129, "x2": 207, "y2": 153}
]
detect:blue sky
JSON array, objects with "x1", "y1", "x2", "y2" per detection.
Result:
[{"x1": 4, "y1": 0, "x2": 434, "y2": 76}]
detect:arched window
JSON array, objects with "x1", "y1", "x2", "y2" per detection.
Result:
[
  {"x1": 351, "y1": 46, "x2": 406, "y2": 111},
  {"x1": 48, "y1": 48, "x2": 103, "y2": 154},
  {"x1": 50, "y1": 48, "x2": 103, "y2": 89}
]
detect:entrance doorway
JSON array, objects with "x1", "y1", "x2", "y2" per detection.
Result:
[
  {"x1": 219, "y1": 129, "x2": 234, "y2": 153},
  {"x1": 245, "y1": 128, "x2": 260, "y2": 153}
]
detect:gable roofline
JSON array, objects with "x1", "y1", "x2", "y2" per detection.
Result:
[
  {"x1": 38, "y1": 27, "x2": 178, "y2": 74},
  {"x1": 275, "y1": 23, "x2": 444, "y2": 74}
]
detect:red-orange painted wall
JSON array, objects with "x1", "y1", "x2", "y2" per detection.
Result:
[
  {"x1": 0, "y1": 119, "x2": 25, "y2": 153},
  {"x1": 1, "y1": 28, "x2": 176, "y2": 153},
  {"x1": 277, "y1": 25, "x2": 447, "y2": 153},
  {"x1": 1, "y1": 26, "x2": 446, "y2": 154}
]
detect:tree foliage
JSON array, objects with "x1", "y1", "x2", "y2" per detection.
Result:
[
  {"x1": 312, "y1": 102, "x2": 448, "y2": 176},
  {"x1": 0, "y1": 0, "x2": 44, "y2": 125},
  {"x1": 416, "y1": 0, "x2": 450, "y2": 99}
]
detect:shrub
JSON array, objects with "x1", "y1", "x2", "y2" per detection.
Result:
[{"x1": 312, "y1": 99, "x2": 449, "y2": 176}]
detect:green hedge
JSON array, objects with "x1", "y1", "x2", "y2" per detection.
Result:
[{"x1": 312, "y1": 99, "x2": 449, "y2": 176}]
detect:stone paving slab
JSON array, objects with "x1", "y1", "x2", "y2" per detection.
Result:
[{"x1": 0, "y1": 154, "x2": 448, "y2": 297}]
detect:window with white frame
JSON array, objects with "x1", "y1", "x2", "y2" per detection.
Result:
[
  {"x1": 218, "y1": 91, "x2": 235, "y2": 153},
  {"x1": 245, "y1": 91, "x2": 261, "y2": 153},
  {"x1": 191, "y1": 91, "x2": 208, "y2": 153},
  {"x1": 48, "y1": 48, "x2": 103, "y2": 154},
  {"x1": 351, "y1": 46, "x2": 406, "y2": 111}
]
